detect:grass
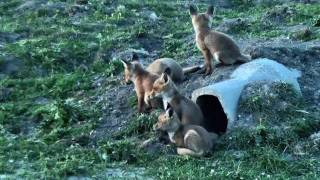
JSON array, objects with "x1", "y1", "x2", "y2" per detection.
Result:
[{"x1": 0, "y1": 0, "x2": 319, "y2": 179}]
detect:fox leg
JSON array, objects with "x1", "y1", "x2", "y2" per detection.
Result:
[
  {"x1": 201, "y1": 49, "x2": 213, "y2": 75},
  {"x1": 177, "y1": 148, "x2": 203, "y2": 157},
  {"x1": 137, "y1": 92, "x2": 145, "y2": 113},
  {"x1": 215, "y1": 52, "x2": 237, "y2": 65}
]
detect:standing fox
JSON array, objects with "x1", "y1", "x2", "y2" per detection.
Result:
[
  {"x1": 121, "y1": 57, "x2": 159, "y2": 113},
  {"x1": 121, "y1": 54, "x2": 199, "y2": 113},
  {"x1": 189, "y1": 5, "x2": 251, "y2": 75},
  {"x1": 147, "y1": 73, "x2": 205, "y2": 127},
  {"x1": 154, "y1": 107, "x2": 218, "y2": 157}
]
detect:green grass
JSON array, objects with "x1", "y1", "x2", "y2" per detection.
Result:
[{"x1": 0, "y1": 0, "x2": 319, "y2": 179}]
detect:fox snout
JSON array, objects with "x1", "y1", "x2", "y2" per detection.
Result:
[{"x1": 146, "y1": 91, "x2": 156, "y2": 101}]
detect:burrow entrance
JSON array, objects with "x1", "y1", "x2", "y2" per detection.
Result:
[{"x1": 196, "y1": 95, "x2": 228, "y2": 134}]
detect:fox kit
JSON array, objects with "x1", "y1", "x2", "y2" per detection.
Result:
[
  {"x1": 147, "y1": 58, "x2": 184, "y2": 82},
  {"x1": 147, "y1": 73, "x2": 204, "y2": 127},
  {"x1": 122, "y1": 54, "x2": 200, "y2": 112},
  {"x1": 147, "y1": 58, "x2": 201, "y2": 82},
  {"x1": 121, "y1": 54, "x2": 185, "y2": 112},
  {"x1": 121, "y1": 55, "x2": 162, "y2": 113},
  {"x1": 154, "y1": 108, "x2": 218, "y2": 157},
  {"x1": 189, "y1": 5, "x2": 251, "y2": 75}
]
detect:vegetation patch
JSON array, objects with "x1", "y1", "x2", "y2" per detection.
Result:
[{"x1": 0, "y1": 0, "x2": 319, "y2": 179}]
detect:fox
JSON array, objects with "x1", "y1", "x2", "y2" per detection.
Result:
[
  {"x1": 147, "y1": 57, "x2": 201, "y2": 82},
  {"x1": 121, "y1": 54, "x2": 200, "y2": 113},
  {"x1": 121, "y1": 59, "x2": 159, "y2": 113},
  {"x1": 147, "y1": 72, "x2": 205, "y2": 127},
  {"x1": 189, "y1": 5, "x2": 251, "y2": 75},
  {"x1": 154, "y1": 107, "x2": 218, "y2": 157}
]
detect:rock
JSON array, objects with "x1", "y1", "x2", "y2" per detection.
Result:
[
  {"x1": 140, "y1": 137, "x2": 175, "y2": 155},
  {"x1": 68, "y1": 4, "x2": 89, "y2": 16},
  {"x1": 0, "y1": 56, "x2": 24, "y2": 76},
  {"x1": 149, "y1": 12, "x2": 160, "y2": 22},
  {"x1": 95, "y1": 48, "x2": 112, "y2": 63},
  {"x1": 140, "y1": 8, "x2": 160, "y2": 22},
  {"x1": 111, "y1": 48, "x2": 150, "y2": 61},
  {"x1": 289, "y1": 28, "x2": 313, "y2": 41},
  {"x1": 216, "y1": 18, "x2": 250, "y2": 34}
]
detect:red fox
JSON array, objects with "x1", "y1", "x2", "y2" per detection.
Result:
[
  {"x1": 147, "y1": 73, "x2": 204, "y2": 127},
  {"x1": 147, "y1": 57, "x2": 201, "y2": 82},
  {"x1": 121, "y1": 54, "x2": 200, "y2": 113},
  {"x1": 154, "y1": 107, "x2": 218, "y2": 157},
  {"x1": 121, "y1": 58, "x2": 159, "y2": 113},
  {"x1": 189, "y1": 5, "x2": 251, "y2": 75}
]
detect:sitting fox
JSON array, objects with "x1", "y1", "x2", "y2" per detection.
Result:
[
  {"x1": 189, "y1": 5, "x2": 251, "y2": 75},
  {"x1": 147, "y1": 73, "x2": 204, "y2": 127},
  {"x1": 121, "y1": 54, "x2": 199, "y2": 113},
  {"x1": 154, "y1": 107, "x2": 218, "y2": 157}
]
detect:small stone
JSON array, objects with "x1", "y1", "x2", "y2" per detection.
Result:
[
  {"x1": 149, "y1": 12, "x2": 160, "y2": 22},
  {"x1": 290, "y1": 28, "x2": 313, "y2": 41}
]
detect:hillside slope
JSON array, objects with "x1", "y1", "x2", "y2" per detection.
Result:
[{"x1": 0, "y1": 0, "x2": 319, "y2": 179}]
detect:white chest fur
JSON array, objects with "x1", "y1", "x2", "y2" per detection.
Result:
[
  {"x1": 168, "y1": 132, "x2": 176, "y2": 143},
  {"x1": 162, "y1": 95, "x2": 172, "y2": 110}
]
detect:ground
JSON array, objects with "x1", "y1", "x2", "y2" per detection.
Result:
[{"x1": 0, "y1": 0, "x2": 320, "y2": 179}]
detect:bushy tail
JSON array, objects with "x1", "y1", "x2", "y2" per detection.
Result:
[
  {"x1": 237, "y1": 54, "x2": 251, "y2": 63},
  {"x1": 182, "y1": 65, "x2": 203, "y2": 74},
  {"x1": 177, "y1": 148, "x2": 203, "y2": 157}
]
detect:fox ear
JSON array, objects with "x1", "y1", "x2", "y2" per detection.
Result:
[
  {"x1": 166, "y1": 107, "x2": 174, "y2": 117},
  {"x1": 189, "y1": 5, "x2": 197, "y2": 16},
  {"x1": 131, "y1": 53, "x2": 139, "y2": 62},
  {"x1": 164, "y1": 67, "x2": 171, "y2": 76},
  {"x1": 207, "y1": 5, "x2": 214, "y2": 16},
  {"x1": 121, "y1": 60, "x2": 131, "y2": 69},
  {"x1": 161, "y1": 73, "x2": 169, "y2": 83},
  {"x1": 165, "y1": 102, "x2": 172, "y2": 110}
]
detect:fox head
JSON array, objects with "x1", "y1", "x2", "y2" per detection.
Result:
[
  {"x1": 189, "y1": 5, "x2": 214, "y2": 32},
  {"x1": 148, "y1": 72, "x2": 174, "y2": 99},
  {"x1": 121, "y1": 53, "x2": 143, "y2": 84},
  {"x1": 153, "y1": 107, "x2": 180, "y2": 131}
]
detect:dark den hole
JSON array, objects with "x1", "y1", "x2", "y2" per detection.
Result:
[{"x1": 196, "y1": 95, "x2": 228, "y2": 134}]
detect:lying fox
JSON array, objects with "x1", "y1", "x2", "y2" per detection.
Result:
[
  {"x1": 189, "y1": 5, "x2": 251, "y2": 75},
  {"x1": 154, "y1": 107, "x2": 218, "y2": 157},
  {"x1": 147, "y1": 73, "x2": 204, "y2": 127},
  {"x1": 121, "y1": 54, "x2": 199, "y2": 112}
]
